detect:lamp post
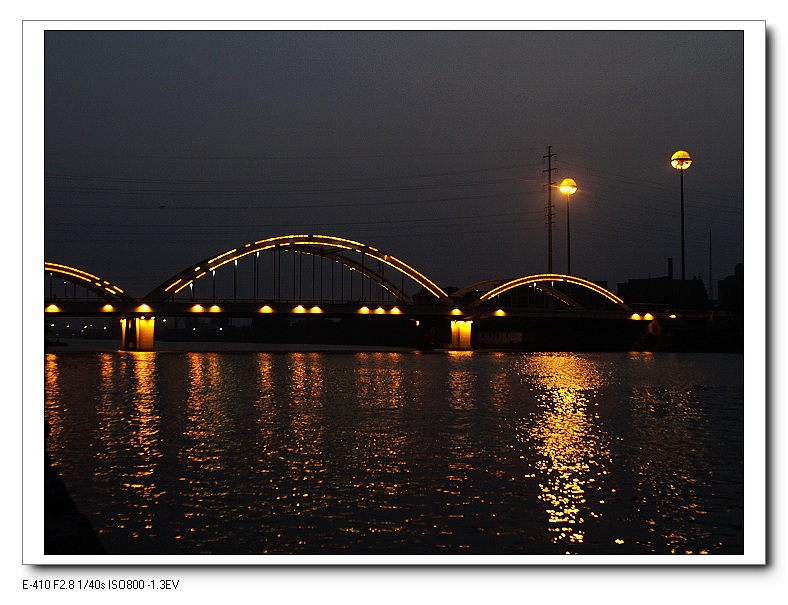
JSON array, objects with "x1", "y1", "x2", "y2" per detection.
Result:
[
  {"x1": 671, "y1": 150, "x2": 692, "y2": 313},
  {"x1": 559, "y1": 178, "x2": 577, "y2": 275}
]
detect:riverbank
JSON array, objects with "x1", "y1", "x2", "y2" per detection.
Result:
[{"x1": 45, "y1": 423, "x2": 105, "y2": 555}]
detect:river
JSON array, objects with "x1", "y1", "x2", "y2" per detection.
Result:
[{"x1": 43, "y1": 342, "x2": 744, "y2": 558}]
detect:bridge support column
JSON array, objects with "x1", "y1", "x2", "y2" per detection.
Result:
[
  {"x1": 450, "y1": 320, "x2": 473, "y2": 350},
  {"x1": 121, "y1": 317, "x2": 156, "y2": 351}
]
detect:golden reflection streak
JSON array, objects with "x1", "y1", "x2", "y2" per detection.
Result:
[
  {"x1": 180, "y1": 353, "x2": 238, "y2": 539},
  {"x1": 323, "y1": 354, "x2": 411, "y2": 539},
  {"x1": 125, "y1": 352, "x2": 163, "y2": 536},
  {"x1": 44, "y1": 354, "x2": 63, "y2": 443},
  {"x1": 447, "y1": 351, "x2": 476, "y2": 411},
  {"x1": 95, "y1": 353, "x2": 123, "y2": 469},
  {"x1": 270, "y1": 353, "x2": 327, "y2": 522},
  {"x1": 351, "y1": 353, "x2": 409, "y2": 511},
  {"x1": 488, "y1": 352, "x2": 512, "y2": 413},
  {"x1": 523, "y1": 354, "x2": 611, "y2": 548},
  {"x1": 92, "y1": 353, "x2": 164, "y2": 537},
  {"x1": 252, "y1": 353, "x2": 277, "y2": 487},
  {"x1": 356, "y1": 352, "x2": 405, "y2": 410},
  {"x1": 184, "y1": 353, "x2": 229, "y2": 471}
]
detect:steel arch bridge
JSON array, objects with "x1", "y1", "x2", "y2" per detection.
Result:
[
  {"x1": 45, "y1": 262, "x2": 135, "y2": 305},
  {"x1": 451, "y1": 274, "x2": 631, "y2": 312},
  {"x1": 44, "y1": 239, "x2": 631, "y2": 313},
  {"x1": 143, "y1": 234, "x2": 449, "y2": 305},
  {"x1": 44, "y1": 235, "x2": 643, "y2": 350}
]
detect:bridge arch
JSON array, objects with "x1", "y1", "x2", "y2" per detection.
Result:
[
  {"x1": 144, "y1": 234, "x2": 449, "y2": 305},
  {"x1": 45, "y1": 262, "x2": 135, "y2": 304},
  {"x1": 473, "y1": 273, "x2": 631, "y2": 311}
]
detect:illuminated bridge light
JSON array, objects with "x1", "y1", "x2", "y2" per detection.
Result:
[
  {"x1": 451, "y1": 308, "x2": 463, "y2": 316},
  {"x1": 390, "y1": 307, "x2": 402, "y2": 315},
  {"x1": 137, "y1": 304, "x2": 152, "y2": 313},
  {"x1": 102, "y1": 304, "x2": 115, "y2": 312},
  {"x1": 494, "y1": 309, "x2": 506, "y2": 316},
  {"x1": 358, "y1": 306, "x2": 370, "y2": 314},
  {"x1": 310, "y1": 306, "x2": 323, "y2": 313},
  {"x1": 259, "y1": 305, "x2": 273, "y2": 313},
  {"x1": 478, "y1": 273, "x2": 628, "y2": 309},
  {"x1": 207, "y1": 249, "x2": 237, "y2": 265},
  {"x1": 374, "y1": 307, "x2": 386, "y2": 314},
  {"x1": 293, "y1": 305, "x2": 307, "y2": 313},
  {"x1": 142, "y1": 234, "x2": 448, "y2": 304},
  {"x1": 643, "y1": 313, "x2": 654, "y2": 321},
  {"x1": 669, "y1": 313, "x2": 677, "y2": 319},
  {"x1": 191, "y1": 304, "x2": 204, "y2": 313},
  {"x1": 630, "y1": 313, "x2": 642, "y2": 320},
  {"x1": 45, "y1": 304, "x2": 60, "y2": 312},
  {"x1": 174, "y1": 279, "x2": 194, "y2": 294},
  {"x1": 209, "y1": 305, "x2": 221, "y2": 313}
]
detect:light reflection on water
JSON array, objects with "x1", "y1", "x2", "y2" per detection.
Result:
[
  {"x1": 44, "y1": 350, "x2": 743, "y2": 556},
  {"x1": 520, "y1": 354, "x2": 611, "y2": 549}
]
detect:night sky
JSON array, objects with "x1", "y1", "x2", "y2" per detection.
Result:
[{"x1": 43, "y1": 27, "x2": 746, "y2": 300}]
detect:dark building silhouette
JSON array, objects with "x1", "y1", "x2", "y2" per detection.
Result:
[
  {"x1": 616, "y1": 258, "x2": 710, "y2": 311},
  {"x1": 717, "y1": 263, "x2": 744, "y2": 313}
]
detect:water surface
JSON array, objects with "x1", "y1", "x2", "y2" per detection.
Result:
[{"x1": 44, "y1": 348, "x2": 744, "y2": 556}]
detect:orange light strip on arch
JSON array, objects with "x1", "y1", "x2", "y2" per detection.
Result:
[
  {"x1": 45, "y1": 262, "x2": 127, "y2": 297},
  {"x1": 369, "y1": 252, "x2": 447, "y2": 300},
  {"x1": 204, "y1": 244, "x2": 280, "y2": 273},
  {"x1": 45, "y1": 262, "x2": 100, "y2": 283},
  {"x1": 479, "y1": 273, "x2": 627, "y2": 307},
  {"x1": 173, "y1": 279, "x2": 194, "y2": 294},
  {"x1": 156, "y1": 235, "x2": 448, "y2": 301}
]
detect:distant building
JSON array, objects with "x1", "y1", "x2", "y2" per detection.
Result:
[
  {"x1": 717, "y1": 263, "x2": 744, "y2": 313},
  {"x1": 616, "y1": 258, "x2": 710, "y2": 311}
]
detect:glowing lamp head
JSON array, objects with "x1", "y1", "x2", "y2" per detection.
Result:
[
  {"x1": 671, "y1": 150, "x2": 692, "y2": 170},
  {"x1": 559, "y1": 178, "x2": 577, "y2": 196}
]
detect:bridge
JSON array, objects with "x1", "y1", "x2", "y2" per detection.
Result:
[{"x1": 45, "y1": 234, "x2": 661, "y2": 351}]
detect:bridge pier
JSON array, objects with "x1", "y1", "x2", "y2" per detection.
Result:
[
  {"x1": 450, "y1": 320, "x2": 473, "y2": 350},
  {"x1": 121, "y1": 317, "x2": 155, "y2": 351}
]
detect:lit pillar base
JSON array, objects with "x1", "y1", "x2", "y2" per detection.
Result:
[
  {"x1": 450, "y1": 320, "x2": 473, "y2": 350},
  {"x1": 121, "y1": 317, "x2": 156, "y2": 351}
]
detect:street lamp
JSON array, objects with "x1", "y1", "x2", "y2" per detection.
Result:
[
  {"x1": 559, "y1": 178, "x2": 577, "y2": 275},
  {"x1": 671, "y1": 150, "x2": 692, "y2": 312}
]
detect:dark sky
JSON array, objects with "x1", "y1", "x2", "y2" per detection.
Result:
[{"x1": 43, "y1": 28, "x2": 746, "y2": 299}]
